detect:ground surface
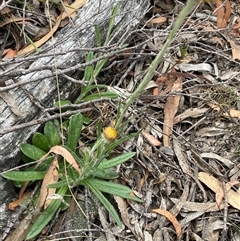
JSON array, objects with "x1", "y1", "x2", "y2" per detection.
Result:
[{"x1": 1, "y1": 0, "x2": 240, "y2": 240}]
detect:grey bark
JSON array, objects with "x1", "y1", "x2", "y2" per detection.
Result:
[{"x1": 0, "y1": 0, "x2": 150, "y2": 239}]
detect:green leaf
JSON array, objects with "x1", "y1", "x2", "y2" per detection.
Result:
[
  {"x1": 86, "y1": 178, "x2": 142, "y2": 202},
  {"x1": 94, "y1": 25, "x2": 102, "y2": 47},
  {"x1": 104, "y1": 132, "x2": 139, "y2": 157},
  {"x1": 105, "y1": 3, "x2": 120, "y2": 44},
  {"x1": 32, "y1": 132, "x2": 50, "y2": 152},
  {"x1": 54, "y1": 100, "x2": 72, "y2": 112},
  {"x1": 85, "y1": 180, "x2": 122, "y2": 227},
  {"x1": 21, "y1": 153, "x2": 34, "y2": 163},
  {"x1": 82, "y1": 115, "x2": 90, "y2": 124},
  {"x1": 20, "y1": 143, "x2": 47, "y2": 161},
  {"x1": 62, "y1": 145, "x2": 84, "y2": 167},
  {"x1": 84, "y1": 51, "x2": 94, "y2": 81},
  {"x1": 82, "y1": 91, "x2": 118, "y2": 102},
  {"x1": 93, "y1": 168, "x2": 119, "y2": 179},
  {"x1": 67, "y1": 165, "x2": 79, "y2": 182},
  {"x1": 54, "y1": 100, "x2": 71, "y2": 108},
  {"x1": 44, "y1": 121, "x2": 61, "y2": 147},
  {"x1": 26, "y1": 185, "x2": 68, "y2": 240},
  {"x1": 47, "y1": 179, "x2": 72, "y2": 189},
  {"x1": 75, "y1": 84, "x2": 108, "y2": 104},
  {"x1": 98, "y1": 152, "x2": 136, "y2": 170},
  {"x1": 93, "y1": 59, "x2": 107, "y2": 79},
  {"x1": 67, "y1": 113, "x2": 83, "y2": 152},
  {"x1": 97, "y1": 121, "x2": 102, "y2": 139},
  {"x1": 2, "y1": 171, "x2": 46, "y2": 182}
]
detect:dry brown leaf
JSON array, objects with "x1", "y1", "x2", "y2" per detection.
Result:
[
  {"x1": 147, "y1": 16, "x2": 167, "y2": 27},
  {"x1": 170, "y1": 198, "x2": 224, "y2": 212},
  {"x1": 142, "y1": 131, "x2": 161, "y2": 146},
  {"x1": 114, "y1": 196, "x2": 138, "y2": 238},
  {"x1": 163, "y1": 75, "x2": 182, "y2": 147},
  {"x1": 232, "y1": 17, "x2": 240, "y2": 29},
  {"x1": 223, "y1": 0, "x2": 231, "y2": 25},
  {"x1": 0, "y1": 15, "x2": 31, "y2": 27},
  {"x1": 3, "y1": 48, "x2": 17, "y2": 58},
  {"x1": 61, "y1": 0, "x2": 87, "y2": 20},
  {"x1": 35, "y1": 145, "x2": 81, "y2": 175},
  {"x1": 198, "y1": 172, "x2": 240, "y2": 210},
  {"x1": 208, "y1": 102, "x2": 240, "y2": 118},
  {"x1": 152, "y1": 208, "x2": 182, "y2": 237},
  {"x1": 174, "y1": 107, "x2": 209, "y2": 124},
  {"x1": 215, "y1": 180, "x2": 240, "y2": 207},
  {"x1": 17, "y1": 13, "x2": 63, "y2": 56},
  {"x1": 215, "y1": 0, "x2": 231, "y2": 29},
  {"x1": 140, "y1": 169, "x2": 149, "y2": 187},
  {"x1": 37, "y1": 157, "x2": 59, "y2": 209},
  {"x1": 17, "y1": 0, "x2": 87, "y2": 56},
  {"x1": 8, "y1": 191, "x2": 32, "y2": 210},
  {"x1": 172, "y1": 137, "x2": 193, "y2": 176},
  {"x1": 228, "y1": 39, "x2": 240, "y2": 61},
  {"x1": 49, "y1": 146, "x2": 81, "y2": 174},
  {"x1": 0, "y1": 92, "x2": 25, "y2": 117}
]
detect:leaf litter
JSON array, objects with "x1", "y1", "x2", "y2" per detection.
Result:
[{"x1": 4, "y1": 0, "x2": 240, "y2": 240}]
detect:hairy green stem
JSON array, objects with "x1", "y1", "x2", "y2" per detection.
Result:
[{"x1": 115, "y1": 0, "x2": 198, "y2": 129}]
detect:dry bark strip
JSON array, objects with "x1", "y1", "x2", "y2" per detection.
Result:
[{"x1": 0, "y1": 0, "x2": 150, "y2": 238}]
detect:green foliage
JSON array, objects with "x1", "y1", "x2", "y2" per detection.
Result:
[
  {"x1": 32, "y1": 133, "x2": 50, "y2": 152},
  {"x1": 44, "y1": 121, "x2": 61, "y2": 147},
  {"x1": 20, "y1": 143, "x2": 47, "y2": 161},
  {"x1": 67, "y1": 113, "x2": 83, "y2": 152},
  {"x1": 2, "y1": 171, "x2": 46, "y2": 182},
  {"x1": 2, "y1": 111, "x2": 140, "y2": 239}
]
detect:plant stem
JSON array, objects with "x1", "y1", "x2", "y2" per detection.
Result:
[{"x1": 115, "y1": 0, "x2": 198, "y2": 129}]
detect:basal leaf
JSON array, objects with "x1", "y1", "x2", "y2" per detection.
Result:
[
  {"x1": 67, "y1": 113, "x2": 83, "y2": 153},
  {"x1": 44, "y1": 121, "x2": 61, "y2": 147},
  {"x1": 20, "y1": 143, "x2": 46, "y2": 161},
  {"x1": 1, "y1": 171, "x2": 46, "y2": 182},
  {"x1": 32, "y1": 132, "x2": 50, "y2": 152}
]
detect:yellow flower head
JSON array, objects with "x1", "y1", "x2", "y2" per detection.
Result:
[{"x1": 103, "y1": 126, "x2": 117, "y2": 141}]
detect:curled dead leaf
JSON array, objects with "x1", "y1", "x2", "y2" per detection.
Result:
[
  {"x1": 37, "y1": 157, "x2": 59, "y2": 209},
  {"x1": 198, "y1": 172, "x2": 240, "y2": 210},
  {"x1": 152, "y1": 208, "x2": 182, "y2": 237},
  {"x1": 142, "y1": 131, "x2": 161, "y2": 146},
  {"x1": 8, "y1": 191, "x2": 32, "y2": 210}
]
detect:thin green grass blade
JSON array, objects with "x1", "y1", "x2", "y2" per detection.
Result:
[
  {"x1": 94, "y1": 25, "x2": 102, "y2": 47},
  {"x1": 105, "y1": 3, "x2": 120, "y2": 44}
]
